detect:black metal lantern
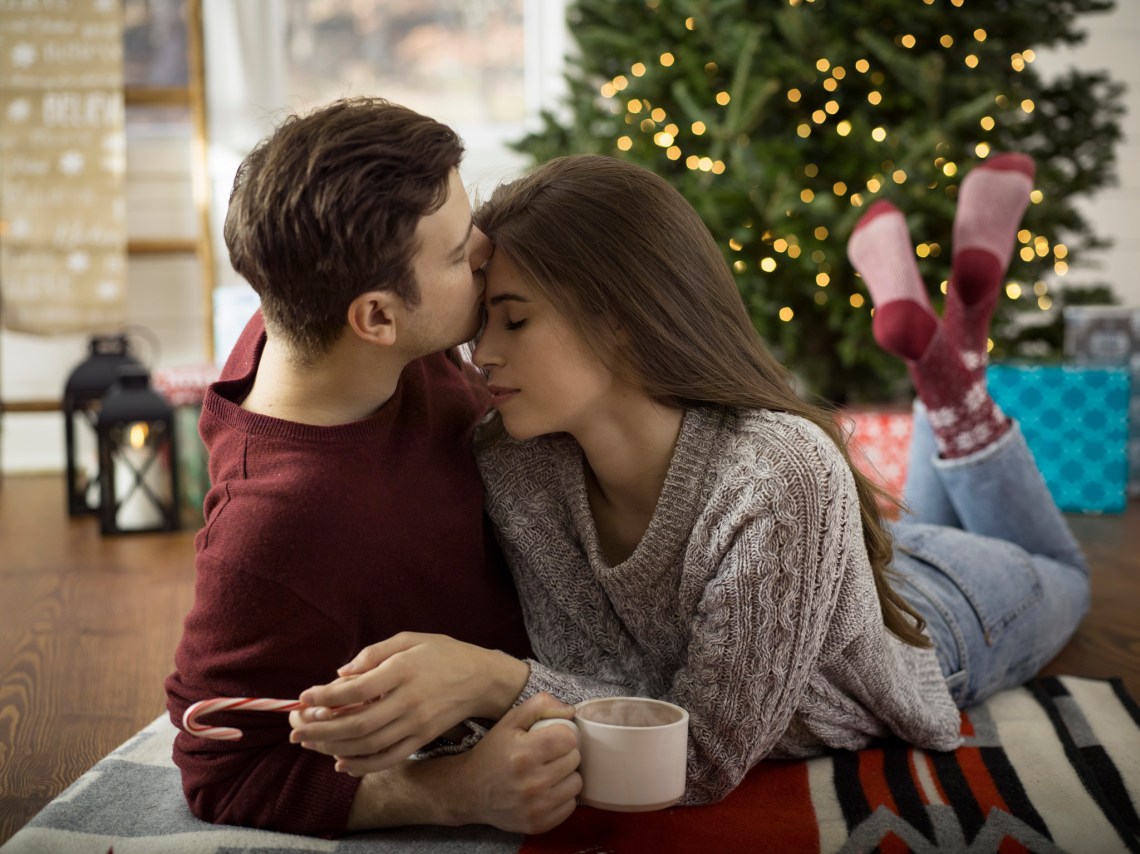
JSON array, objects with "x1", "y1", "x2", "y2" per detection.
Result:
[
  {"x1": 96, "y1": 367, "x2": 181, "y2": 535},
  {"x1": 63, "y1": 334, "x2": 144, "y2": 516}
]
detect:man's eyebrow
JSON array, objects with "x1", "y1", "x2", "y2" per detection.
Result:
[
  {"x1": 488, "y1": 292, "x2": 530, "y2": 307},
  {"x1": 450, "y1": 219, "x2": 474, "y2": 259}
]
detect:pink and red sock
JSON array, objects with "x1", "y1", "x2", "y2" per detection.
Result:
[
  {"x1": 944, "y1": 152, "x2": 1036, "y2": 380},
  {"x1": 848, "y1": 199, "x2": 1009, "y2": 458},
  {"x1": 847, "y1": 200, "x2": 938, "y2": 362}
]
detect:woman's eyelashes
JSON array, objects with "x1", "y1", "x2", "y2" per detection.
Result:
[{"x1": 504, "y1": 318, "x2": 527, "y2": 331}]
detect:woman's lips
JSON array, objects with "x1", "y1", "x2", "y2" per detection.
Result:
[{"x1": 487, "y1": 385, "x2": 519, "y2": 407}]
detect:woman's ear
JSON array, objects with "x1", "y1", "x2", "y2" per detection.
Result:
[{"x1": 346, "y1": 290, "x2": 401, "y2": 347}]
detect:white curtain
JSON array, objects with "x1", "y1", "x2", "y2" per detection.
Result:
[
  {"x1": 201, "y1": 0, "x2": 288, "y2": 289},
  {"x1": 200, "y1": 0, "x2": 287, "y2": 356}
]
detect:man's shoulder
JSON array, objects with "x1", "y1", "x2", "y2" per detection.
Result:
[
  {"x1": 218, "y1": 310, "x2": 266, "y2": 382},
  {"x1": 402, "y1": 351, "x2": 490, "y2": 421}
]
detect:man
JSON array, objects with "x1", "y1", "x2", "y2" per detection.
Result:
[{"x1": 165, "y1": 98, "x2": 579, "y2": 838}]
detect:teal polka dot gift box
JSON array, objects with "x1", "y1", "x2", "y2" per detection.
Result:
[{"x1": 987, "y1": 364, "x2": 1131, "y2": 513}]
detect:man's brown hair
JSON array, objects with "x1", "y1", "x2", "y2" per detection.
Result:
[{"x1": 223, "y1": 97, "x2": 464, "y2": 361}]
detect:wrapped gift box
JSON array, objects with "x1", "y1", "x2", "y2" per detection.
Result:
[
  {"x1": 844, "y1": 364, "x2": 1130, "y2": 515},
  {"x1": 153, "y1": 365, "x2": 220, "y2": 529},
  {"x1": 843, "y1": 409, "x2": 913, "y2": 518},
  {"x1": 986, "y1": 364, "x2": 1131, "y2": 514},
  {"x1": 1064, "y1": 306, "x2": 1135, "y2": 365},
  {"x1": 1064, "y1": 306, "x2": 1140, "y2": 498}
]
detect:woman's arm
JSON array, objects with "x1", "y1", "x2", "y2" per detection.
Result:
[{"x1": 297, "y1": 437, "x2": 856, "y2": 803}]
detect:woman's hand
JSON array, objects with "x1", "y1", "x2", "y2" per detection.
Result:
[{"x1": 289, "y1": 631, "x2": 529, "y2": 772}]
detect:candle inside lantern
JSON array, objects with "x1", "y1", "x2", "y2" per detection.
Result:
[{"x1": 113, "y1": 421, "x2": 170, "y2": 531}]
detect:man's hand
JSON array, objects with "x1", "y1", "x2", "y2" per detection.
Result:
[
  {"x1": 289, "y1": 632, "x2": 529, "y2": 772},
  {"x1": 445, "y1": 693, "x2": 582, "y2": 833},
  {"x1": 345, "y1": 692, "x2": 582, "y2": 835}
]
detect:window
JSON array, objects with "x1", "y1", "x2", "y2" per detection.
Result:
[{"x1": 283, "y1": 0, "x2": 526, "y2": 126}]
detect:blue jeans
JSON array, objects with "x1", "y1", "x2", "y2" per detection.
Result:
[{"x1": 889, "y1": 402, "x2": 1091, "y2": 709}]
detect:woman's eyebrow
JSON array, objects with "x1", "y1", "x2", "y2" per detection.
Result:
[{"x1": 488, "y1": 292, "x2": 530, "y2": 306}]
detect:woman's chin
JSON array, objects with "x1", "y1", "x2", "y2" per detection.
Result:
[{"x1": 500, "y1": 415, "x2": 541, "y2": 443}]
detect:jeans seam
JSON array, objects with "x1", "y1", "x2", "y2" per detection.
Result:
[
  {"x1": 895, "y1": 570, "x2": 970, "y2": 702},
  {"x1": 901, "y1": 537, "x2": 1044, "y2": 645}
]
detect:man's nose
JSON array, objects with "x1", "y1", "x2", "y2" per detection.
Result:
[{"x1": 469, "y1": 228, "x2": 492, "y2": 270}]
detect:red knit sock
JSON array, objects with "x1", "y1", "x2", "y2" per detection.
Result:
[
  {"x1": 848, "y1": 200, "x2": 938, "y2": 361},
  {"x1": 944, "y1": 153, "x2": 1036, "y2": 380},
  {"x1": 910, "y1": 328, "x2": 1010, "y2": 458}
]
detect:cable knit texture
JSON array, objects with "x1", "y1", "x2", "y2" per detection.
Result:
[{"x1": 477, "y1": 406, "x2": 962, "y2": 806}]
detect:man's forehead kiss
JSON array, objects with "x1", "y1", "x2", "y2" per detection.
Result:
[{"x1": 450, "y1": 218, "x2": 474, "y2": 260}]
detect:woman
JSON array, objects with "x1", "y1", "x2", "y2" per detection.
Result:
[{"x1": 292, "y1": 154, "x2": 1090, "y2": 807}]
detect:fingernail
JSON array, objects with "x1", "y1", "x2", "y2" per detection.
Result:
[
  {"x1": 299, "y1": 691, "x2": 314, "y2": 705},
  {"x1": 289, "y1": 731, "x2": 300, "y2": 744},
  {"x1": 301, "y1": 741, "x2": 313, "y2": 750},
  {"x1": 313, "y1": 707, "x2": 330, "y2": 721}
]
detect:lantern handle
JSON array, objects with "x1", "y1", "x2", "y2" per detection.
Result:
[{"x1": 120, "y1": 325, "x2": 162, "y2": 371}]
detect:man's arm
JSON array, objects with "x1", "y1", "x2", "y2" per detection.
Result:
[{"x1": 166, "y1": 554, "x2": 367, "y2": 836}]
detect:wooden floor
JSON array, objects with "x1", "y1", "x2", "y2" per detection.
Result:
[{"x1": 1, "y1": 474, "x2": 1139, "y2": 844}]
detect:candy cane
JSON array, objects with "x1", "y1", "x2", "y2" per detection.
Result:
[{"x1": 182, "y1": 697, "x2": 305, "y2": 741}]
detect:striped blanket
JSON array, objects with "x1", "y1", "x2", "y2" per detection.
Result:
[{"x1": 3, "y1": 676, "x2": 1137, "y2": 854}]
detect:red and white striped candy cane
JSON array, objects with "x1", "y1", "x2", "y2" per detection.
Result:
[{"x1": 182, "y1": 697, "x2": 304, "y2": 741}]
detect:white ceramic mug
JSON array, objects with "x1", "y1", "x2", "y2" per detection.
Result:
[{"x1": 531, "y1": 696, "x2": 689, "y2": 812}]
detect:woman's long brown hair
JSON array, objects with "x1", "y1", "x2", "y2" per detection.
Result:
[{"x1": 475, "y1": 154, "x2": 929, "y2": 648}]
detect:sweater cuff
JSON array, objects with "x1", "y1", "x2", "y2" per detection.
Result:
[
  {"x1": 515, "y1": 659, "x2": 591, "y2": 706},
  {"x1": 414, "y1": 718, "x2": 491, "y2": 758}
]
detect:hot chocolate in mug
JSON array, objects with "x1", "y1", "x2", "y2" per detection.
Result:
[{"x1": 530, "y1": 696, "x2": 689, "y2": 812}]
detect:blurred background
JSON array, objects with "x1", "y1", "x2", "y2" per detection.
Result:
[{"x1": 1, "y1": 0, "x2": 1137, "y2": 478}]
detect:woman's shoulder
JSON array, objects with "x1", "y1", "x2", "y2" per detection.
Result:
[
  {"x1": 699, "y1": 407, "x2": 858, "y2": 521},
  {"x1": 475, "y1": 418, "x2": 573, "y2": 484},
  {"x1": 722, "y1": 407, "x2": 849, "y2": 476}
]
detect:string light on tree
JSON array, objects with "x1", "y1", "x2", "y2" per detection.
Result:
[{"x1": 519, "y1": 0, "x2": 1125, "y2": 402}]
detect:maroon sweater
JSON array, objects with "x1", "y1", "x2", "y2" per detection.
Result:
[{"x1": 165, "y1": 313, "x2": 531, "y2": 837}]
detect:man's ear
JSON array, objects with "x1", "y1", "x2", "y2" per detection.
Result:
[{"x1": 346, "y1": 290, "x2": 402, "y2": 347}]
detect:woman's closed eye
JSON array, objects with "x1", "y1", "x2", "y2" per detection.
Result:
[{"x1": 505, "y1": 318, "x2": 527, "y2": 331}]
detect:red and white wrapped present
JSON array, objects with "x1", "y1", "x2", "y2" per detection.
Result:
[{"x1": 841, "y1": 408, "x2": 914, "y2": 516}]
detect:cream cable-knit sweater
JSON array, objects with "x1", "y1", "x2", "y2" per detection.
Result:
[{"x1": 477, "y1": 406, "x2": 962, "y2": 806}]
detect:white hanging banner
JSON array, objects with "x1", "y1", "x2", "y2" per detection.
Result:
[{"x1": 0, "y1": 0, "x2": 127, "y2": 335}]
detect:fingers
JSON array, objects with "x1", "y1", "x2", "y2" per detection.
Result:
[
  {"x1": 299, "y1": 668, "x2": 393, "y2": 711},
  {"x1": 300, "y1": 632, "x2": 440, "y2": 709},
  {"x1": 506, "y1": 692, "x2": 576, "y2": 733},
  {"x1": 291, "y1": 699, "x2": 413, "y2": 756},
  {"x1": 335, "y1": 632, "x2": 424, "y2": 678},
  {"x1": 333, "y1": 734, "x2": 426, "y2": 776}
]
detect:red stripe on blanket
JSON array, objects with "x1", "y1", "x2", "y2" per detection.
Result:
[
  {"x1": 521, "y1": 760, "x2": 818, "y2": 854},
  {"x1": 957, "y1": 712, "x2": 1012, "y2": 819}
]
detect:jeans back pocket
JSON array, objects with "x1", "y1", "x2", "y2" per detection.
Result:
[{"x1": 895, "y1": 524, "x2": 1043, "y2": 646}]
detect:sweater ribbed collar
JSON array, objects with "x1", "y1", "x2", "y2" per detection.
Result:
[{"x1": 559, "y1": 406, "x2": 727, "y2": 574}]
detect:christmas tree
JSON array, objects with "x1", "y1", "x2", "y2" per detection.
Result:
[{"x1": 513, "y1": 0, "x2": 1125, "y2": 403}]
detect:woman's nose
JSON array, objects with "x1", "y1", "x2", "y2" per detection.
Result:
[{"x1": 472, "y1": 329, "x2": 499, "y2": 369}]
